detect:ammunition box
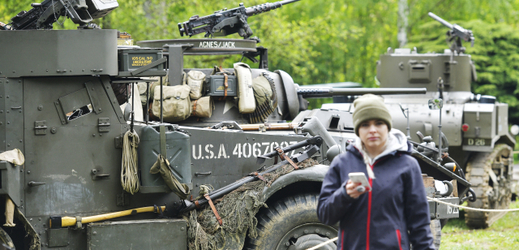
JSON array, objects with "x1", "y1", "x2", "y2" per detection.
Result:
[
  {"x1": 205, "y1": 75, "x2": 237, "y2": 97},
  {"x1": 118, "y1": 48, "x2": 165, "y2": 77}
]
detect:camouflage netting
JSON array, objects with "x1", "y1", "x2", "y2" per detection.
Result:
[{"x1": 185, "y1": 158, "x2": 318, "y2": 250}]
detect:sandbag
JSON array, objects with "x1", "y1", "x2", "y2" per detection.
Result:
[
  {"x1": 186, "y1": 70, "x2": 205, "y2": 100},
  {"x1": 191, "y1": 96, "x2": 214, "y2": 118},
  {"x1": 234, "y1": 62, "x2": 256, "y2": 113},
  {"x1": 152, "y1": 84, "x2": 192, "y2": 122}
]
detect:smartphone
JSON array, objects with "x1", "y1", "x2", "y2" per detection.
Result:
[{"x1": 348, "y1": 172, "x2": 371, "y2": 192}]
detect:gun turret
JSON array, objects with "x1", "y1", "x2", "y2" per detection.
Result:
[
  {"x1": 178, "y1": 0, "x2": 300, "y2": 39},
  {"x1": 2, "y1": 0, "x2": 118, "y2": 30},
  {"x1": 428, "y1": 12, "x2": 475, "y2": 54}
]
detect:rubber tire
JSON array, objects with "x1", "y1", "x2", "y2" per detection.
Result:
[
  {"x1": 245, "y1": 193, "x2": 337, "y2": 250},
  {"x1": 430, "y1": 219, "x2": 441, "y2": 250},
  {"x1": 0, "y1": 227, "x2": 15, "y2": 249}
]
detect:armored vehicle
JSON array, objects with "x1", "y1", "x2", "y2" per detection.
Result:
[
  {"x1": 349, "y1": 13, "x2": 513, "y2": 229},
  {"x1": 324, "y1": 12, "x2": 515, "y2": 229},
  {"x1": 0, "y1": 1, "x2": 472, "y2": 249}
]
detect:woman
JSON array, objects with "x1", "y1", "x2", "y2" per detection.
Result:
[{"x1": 317, "y1": 94, "x2": 434, "y2": 250}]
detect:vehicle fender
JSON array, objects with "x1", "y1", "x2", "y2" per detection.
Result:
[{"x1": 262, "y1": 164, "x2": 329, "y2": 200}]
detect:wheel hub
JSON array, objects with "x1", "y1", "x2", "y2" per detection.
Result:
[{"x1": 278, "y1": 223, "x2": 337, "y2": 250}]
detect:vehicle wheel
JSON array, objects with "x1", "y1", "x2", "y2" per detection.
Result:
[
  {"x1": 465, "y1": 144, "x2": 513, "y2": 228},
  {"x1": 245, "y1": 193, "x2": 337, "y2": 250},
  {"x1": 429, "y1": 219, "x2": 441, "y2": 250},
  {"x1": 0, "y1": 227, "x2": 15, "y2": 249}
]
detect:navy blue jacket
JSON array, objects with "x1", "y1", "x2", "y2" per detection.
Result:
[{"x1": 317, "y1": 133, "x2": 434, "y2": 250}]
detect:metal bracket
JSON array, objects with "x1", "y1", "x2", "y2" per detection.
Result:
[
  {"x1": 34, "y1": 120, "x2": 47, "y2": 135},
  {"x1": 91, "y1": 169, "x2": 110, "y2": 180},
  {"x1": 98, "y1": 117, "x2": 110, "y2": 133}
]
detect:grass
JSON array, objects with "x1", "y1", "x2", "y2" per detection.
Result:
[{"x1": 440, "y1": 201, "x2": 519, "y2": 249}]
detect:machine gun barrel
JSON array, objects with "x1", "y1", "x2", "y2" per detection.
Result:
[
  {"x1": 427, "y1": 12, "x2": 453, "y2": 29},
  {"x1": 245, "y1": 0, "x2": 300, "y2": 16},
  {"x1": 297, "y1": 87, "x2": 427, "y2": 98},
  {"x1": 428, "y1": 12, "x2": 474, "y2": 46}
]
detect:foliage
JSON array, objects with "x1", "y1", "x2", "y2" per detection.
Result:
[{"x1": 441, "y1": 201, "x2": 519, "y2": 249}]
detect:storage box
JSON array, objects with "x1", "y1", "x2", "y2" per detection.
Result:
[
  {"x1": 118, "y1": 48, "x2": 165, "y2": 77},
  {"x1": 205, "y1": 75, "x2": 237, "y2": 97}
]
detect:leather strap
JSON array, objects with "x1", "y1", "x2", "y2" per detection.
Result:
[
  {"x1": 204, "y1": 194, "x2": 223, "y2": 226},
  {"x1": 276, "y1": 148, "x2": 298, "y2": 170},
  {"x1": 223, "y1": 73, "x2": 228, "y2": 98},
  {"x1": 192, "y1": 99, "x2": 198, "y2": 116}
]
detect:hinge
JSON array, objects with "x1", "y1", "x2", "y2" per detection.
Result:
[
  {"x1": 34, "y1": 120, "x2": 47, "y2": 135},
  {"x1": 98, "y1": 117, "x2": 110, "y2": 133}
]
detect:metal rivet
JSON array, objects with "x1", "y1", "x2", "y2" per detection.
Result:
[
  {"x1": 27, "y1": 171, "x2": 30, "y2": 174},
  {"x1": 38, "y1": 105, "x2": 43, "y2": 111}
]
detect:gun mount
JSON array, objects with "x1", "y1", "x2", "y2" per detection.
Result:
[
  {"x1": 178, "y1": 0, "x2": 299, "y2": 39},
  {"x1": 428, "y1": 12, "x2": 475, "y2": 55},
  {"x1": 1, "y1": 0, "x2": 118, "y2": 30}
]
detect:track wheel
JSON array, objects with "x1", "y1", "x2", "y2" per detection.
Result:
[
  {"x1": 465, "y1": 144, "x2": 513, "y2": 228},
  {"x1": 429, "y1": 219, "x2": 441, "y2": 250},
  {"x1": 245, "y1": 193, "x2": 337, "y2": 250},
  {"x1": 0, "y1": 227, "x2": 15, "y2": 249}
]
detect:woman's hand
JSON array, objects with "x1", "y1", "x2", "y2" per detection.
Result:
[{"x1": 346, "y1": 179, "x2": 368, "y2": 199}]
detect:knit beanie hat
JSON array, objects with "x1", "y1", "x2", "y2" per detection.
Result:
[{"x1": 352, "y1": 94, "x2": 392, "y2": 136}]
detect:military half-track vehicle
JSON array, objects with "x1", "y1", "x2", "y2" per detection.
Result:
[
  {"x1": 0, "y1": 1, "x2": 472, "y2": 249},
  {"x1": 324, "y1": 13, "x2": 516, "y2": 229}
]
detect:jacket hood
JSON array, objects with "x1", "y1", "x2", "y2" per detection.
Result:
[{"x1": 350, "y1": 129, "x2": 411, "y2": 165}]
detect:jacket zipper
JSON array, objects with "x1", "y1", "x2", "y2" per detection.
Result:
[{"x1": 365, "y1": 162, "x2": 376, "y2": 250}]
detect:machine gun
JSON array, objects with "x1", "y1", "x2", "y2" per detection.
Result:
[
  {"x1": 428, "y1": 12, "x2": 475, "y2": 55},
  {"x1": 178, "y1": 0, "x2": 300, "y2": 39},
  {"x1": 1, "y1": 0, "x2": 118, "y2": 30}
]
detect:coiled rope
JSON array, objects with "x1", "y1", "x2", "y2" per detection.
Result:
[
  {"x1": 305, "y1": 198, "x2": 519, "y2": 250},
  {"x1": 121, "y1": 130, "x2": 140, "y2": 194}
]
